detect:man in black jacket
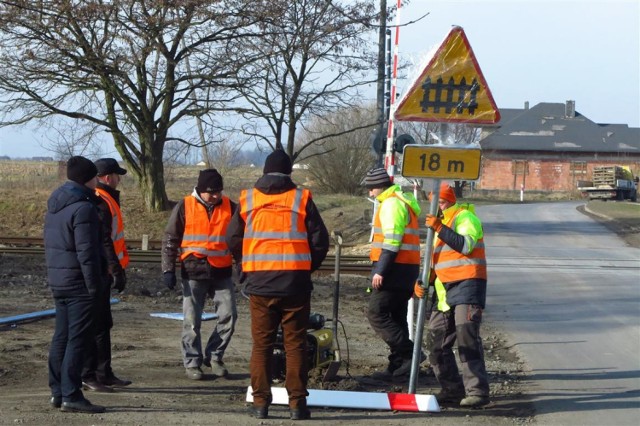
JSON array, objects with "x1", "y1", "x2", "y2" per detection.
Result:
[
  {"x1": 44, "y1": 156, "x2": 106, "y2": 414},
  {"x1": 226, "y1": 150, "x2": 329, "y2": 421},
  {"x1": 81, "y1": 158, "x2": 132, "y2": 392}
]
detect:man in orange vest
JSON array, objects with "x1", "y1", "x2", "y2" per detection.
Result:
[
  {"x1": 415, "y1": 182, "x2": 490, "y2": 408},
  {"x1": 226, "y1": 150, "x2": 329, "y2": 421},
  {"x1": 162, "y1": 169, "x2": 238, "y2": 381},
  {"x1": 81, "y1": 158, "x2": 132, "y2": 392},
  {"x1": 363, "y1": 168, "x2": 424, "y2": 381}
]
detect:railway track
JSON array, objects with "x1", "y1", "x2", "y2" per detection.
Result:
[{"x1": 0, "y1": 237, "x2": 372, "y2": 275}]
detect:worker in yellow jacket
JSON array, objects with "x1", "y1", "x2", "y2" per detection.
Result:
[{"x1": 416, "y1": 182, "x2": 490, "y2": 408}]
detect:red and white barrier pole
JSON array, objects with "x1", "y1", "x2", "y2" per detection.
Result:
[
  {"x1": 246, "y1": 387, "x2": 440, "y2": 413},
  {"x1": 384, "y1": 0, "x2": 403, "y2": 181}
]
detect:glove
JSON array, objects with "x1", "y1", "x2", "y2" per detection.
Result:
[
  {"x1": 163, "y1": 271, "x2": 177, "y2": 290},
  {"x1": 414, "y1": 281, "x2": 425, "y2": 299},
  {"x1": 235, "y1": 263, "x2": 247, "y2": 284},
  {"x1": 425, "y1": 214, "x2": 443, "y2": 233},
  {"x1": 112, "y1": 269, "x2": 127, "y2": 293}
]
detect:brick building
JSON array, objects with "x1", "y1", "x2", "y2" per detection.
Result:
[{"x1": 477, "y1": 101, "x2": 640, "y2": 194}]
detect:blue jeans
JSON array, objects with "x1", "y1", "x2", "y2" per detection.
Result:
[
  {"x1": 48, "y1": 294, "x2": 94, "y2": 402},
  {"x1": 181, "y1": 277, "x2": 237, "y2": 367}
]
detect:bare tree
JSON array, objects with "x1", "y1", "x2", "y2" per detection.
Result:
[
  {"x1": 0, "y1": 0, "x2": 260, "y2": 211},
  {"x1": 229, "y1": 0, "x2": 379, "y2": 163},
  {"x1": 301, "y1": 104, "x2": 377, "y2": 195}
]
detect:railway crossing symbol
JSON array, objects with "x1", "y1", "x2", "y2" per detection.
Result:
[{"x1": 394, "y1": 26, "x2": 500, "y2": 124}]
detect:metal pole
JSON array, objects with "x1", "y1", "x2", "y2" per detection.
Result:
[{"x1": 408, "y1": 179, "x2": 441, "y2": 394}]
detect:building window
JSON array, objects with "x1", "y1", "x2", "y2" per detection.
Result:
[{"x1": 570, "y1": 161, "x2": 587, "y2": 176}]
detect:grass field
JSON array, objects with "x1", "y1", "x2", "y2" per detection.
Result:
[{"x1": 0, "y1": 161, "x2": 637, "y2": 247}]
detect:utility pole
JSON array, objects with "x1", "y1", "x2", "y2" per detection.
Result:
[{"x1": 375, "y1": 0, "x2": 387, "y2": 167}]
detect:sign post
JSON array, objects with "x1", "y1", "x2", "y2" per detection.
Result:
[{"x1": 393, "y1": 26, "x2": 500, "y2": 394}]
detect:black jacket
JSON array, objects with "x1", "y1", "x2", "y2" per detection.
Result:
[
  {"x1": 44, "y1": 181, "x2": 106, "y2": 297},
  {"x1": 226, "y1": 174, "x2": 330, "y2": 297}
]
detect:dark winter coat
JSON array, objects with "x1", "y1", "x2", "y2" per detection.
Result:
[
  {"x1": 44, "y1": 181, "x2": 106, "y2": 297},
  {"x1": 226, "y1": 174, "x2": 330, "y2": 297}
]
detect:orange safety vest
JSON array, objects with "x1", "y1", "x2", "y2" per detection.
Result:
[
  {"x1": 179, "y1": 195, "x2": 233, "y2": 268},
  {"x1": 95, "y1": 188, "x2": 130, "y2": 269},
  {"x1": 239, "y1": 188, "x2": 311, "y2": 271},
  {"x1": 370, "y1": 194, "x2": 421, "y2": 265},
  {"x1": 432, "y1": 207, "x2": 487, "y2": 282}
]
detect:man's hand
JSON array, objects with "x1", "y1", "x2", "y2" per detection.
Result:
[
  {"x1": 113, "y1": 269, "x2": 127, "y2": 293},
  {"x1": 163, "y1": 271, "x2": 177, "y2": 290},
  {"x1": 425, "y1": 214, "x2": 443, "y2": 233},
  {"x1": 414, "y1": 281, "x2": 425, "y2": 298},
  {"x1": 371, "y1": 273, "x2": 384, "y2": 290}
]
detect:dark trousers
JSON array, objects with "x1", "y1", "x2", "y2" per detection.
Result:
[
  {"x1": 82, "y1": 283, "x2": 113, "y2": 382},
  {"x1": 427, "y1": 304, "x2": 490, "y2": 396},
  {"x1": 48, "y1": 294, "x2": 94, "y2": 402},
  {"x1": 249, "y1": 293, "x2": 310, "y2": 410},
  {"x1": 367, "y1": 288, "x2": 414, "y2": 370}
]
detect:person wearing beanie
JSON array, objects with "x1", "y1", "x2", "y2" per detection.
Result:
[
  {"x1": 363, "y1": 167, "x2": 424, "y2": 382},
  {"x1": 81, "y1": 158, "x2": 132, "y2": 393},
  {"x1": 417, "y1": 182, "x2": 490, "y2": 408},
  {"x1": 226, "y1": 150, "x2": 329, "y2": 420},
  {"x1": 44, "y1": 156, "x2": 106, "y2": 413},
  {"x1": 161, "y1": 168, "x2": 238, "y2": 381}
]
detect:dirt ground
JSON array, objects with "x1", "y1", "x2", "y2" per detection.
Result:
[{"x1": 0, "y1": 250, "x2": 534, "y2": 426}]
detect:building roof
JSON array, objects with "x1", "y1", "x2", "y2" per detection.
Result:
[{"x1": 480, "y1": 102, "x2": 640, "y2": 153}]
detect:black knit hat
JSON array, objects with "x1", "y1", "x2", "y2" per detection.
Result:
[
  {"x1": 196, "y1": 169, "x2": 223, "y2": 193},
  {"x1": 363, "y1": 168, "x2": 392, "y2": 189},
  {"x1": 263, "y1": 150, "x2": 292, "y2": 175},
  {"x1": 67, "y1": 156, "x2": 98, "y2": 185}
]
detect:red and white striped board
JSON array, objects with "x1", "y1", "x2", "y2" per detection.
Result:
[{"x1": 246, "y1": 386, "x2": 440, "y2": 413}]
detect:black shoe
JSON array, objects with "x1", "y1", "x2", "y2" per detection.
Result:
[
  {"x1": 50, "y1": 396, "x2": 62, "y2": 409},
  {"x1": 82, "y1": 380, "x2": 114, "y2": 393},
  {"x1": 290, "y1": 407, "x2": 311, "y2": 420},
  {"x1": 251, "y1": 406, "x2": 268, "y2": 419},
  {"x1": 60, "y1": 398, "x2": 106, "y2": 413},
  {"x1": 435, "y1": 388, "x2": 465, "y2": 404},
  {"x1": 101, "y1": 375, "x2": 132, "y2": 387},
  {"x1": 392, "y1": 352, "x2": 427, "y2": 377}
]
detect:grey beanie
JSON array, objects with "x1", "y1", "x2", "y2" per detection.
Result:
[{"x1": 363, "y1": 168, "x2": 392, "y2": 189}]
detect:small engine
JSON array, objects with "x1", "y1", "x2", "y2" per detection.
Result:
[{"x1": 272, "y1": 313, "x2": 335, "y2": 381}]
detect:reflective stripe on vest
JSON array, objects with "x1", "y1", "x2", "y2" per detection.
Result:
[
  {"x1": 239, "y1": 188, "x2": 311, "y2": 271},
  {"x1": 432, "y1": 208, "x2": 487, "y2": 282},
  {"x1": 179, "y1": 195, "x2": 233, "y2": 268},
  {"x1": 95, "y1": 188, "x2": 129, "y2": 269},
  {"x1": 370, "y1": 195, "x2": 421, "y2": 265}
]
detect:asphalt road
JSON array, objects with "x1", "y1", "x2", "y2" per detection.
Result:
[{"x1": 479, "y1": 201, "x2": 640, "y2": 426}]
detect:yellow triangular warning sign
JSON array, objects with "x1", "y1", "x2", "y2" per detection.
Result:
[{"x1": 394, "y1": 26, "x2": 500, "y2": 124}]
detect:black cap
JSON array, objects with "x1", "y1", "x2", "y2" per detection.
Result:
[
  {"x1": 67, "y1": 156, "x2": 98, "y2": 185},
  {"x1": 95, "y1": 158, "x2": 127, "y2": 176},
  {"x1": 263, "y1": 150, "x2": 292, "y2": 175},
  {"x1": 196, "y1": 169, "x2": 223, "y2": 193}
]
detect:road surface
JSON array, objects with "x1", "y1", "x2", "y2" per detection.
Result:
[{"x1": 480, "y1": 201, "x2": 640, "y2": 425}]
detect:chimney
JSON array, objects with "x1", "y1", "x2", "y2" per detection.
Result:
[
  {"x1": 565, "y1": 100, "x2": 575, "y2": 118},
  {"x1": 524, "y1": 101, "x2": 529, "y2": 110}
]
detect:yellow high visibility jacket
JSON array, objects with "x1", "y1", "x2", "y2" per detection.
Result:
[
  {"x1": 370, "y1": 186, "x2": 421, "y2": 265},
  {"x1": 239, "y1": 188, "x2": 312, "y2": 271},
  {"x1": 179, "y1": 195, "x2": 233, "y2": 268},
  {"x1": 95, "y1": 187, "x2": 129, "y2": 269},
  {"x1": 432, "y1": 204, "x2": 487, "y2": 283}
]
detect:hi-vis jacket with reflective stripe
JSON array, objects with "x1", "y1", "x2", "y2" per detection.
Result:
[
  {"x1": 179, "y1": 195, "x2": 233, "y2": 268},
  {"x1": 96, "y1": 187, "x2": 129, "y2": 269},
  {"x1": 239, "y1": 187, "x2": 312, "y2": 271},
  {"x1": 370, "y1": 184, "x2": 421, "y2": 265},
  {"x1": 432, "y1": 203, "x2": 487, "y2": 283}
]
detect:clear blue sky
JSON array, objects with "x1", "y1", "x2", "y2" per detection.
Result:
[
  {"x1": 395, "y1": 0, "x2": 639, "y2": 127},
  {"x1": 1, "y1": 0, "x2": 638, "y2": 158}
]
